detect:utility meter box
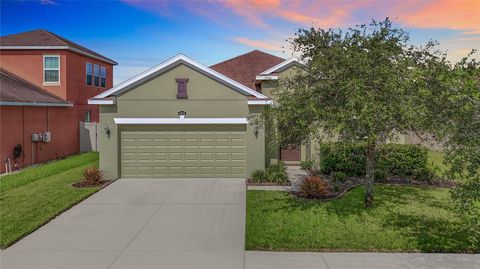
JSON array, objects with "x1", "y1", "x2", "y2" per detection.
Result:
[
  {"x1": 32, "y1": 133, "x2": 40, "y2": 142},
  {"x1": 43, "y1": 131, "x2": 51, "y2": 143}
]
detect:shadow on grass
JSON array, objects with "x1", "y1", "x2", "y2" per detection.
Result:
[
  {"x1": 257, "y1": 185, "x2": 439, "y2": 218},
  {"x1": 383, "y1": 213, "x2": 475, "y2": 253}
]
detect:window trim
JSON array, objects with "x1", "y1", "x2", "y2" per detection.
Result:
[
  {"x1": 86, "y1": 62, "x2": 93, "y2": 86},
  {"x1": 43, "y1": 55, "x2": 60, "y2": 84},
  {"x1": 84, "y1": 110, "x2": 91, "y2": 122},
  {"x1": 93, "y1": 64, "x2": 100, "y2": 87},
  {"x1": 100, "y1": 66, "x2": 106, "y2": 88}
]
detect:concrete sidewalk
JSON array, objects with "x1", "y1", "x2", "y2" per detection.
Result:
[{"x1": 245, "y1": 251, "x2": 480, "y2": 269}]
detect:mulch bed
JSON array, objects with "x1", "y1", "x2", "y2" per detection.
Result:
[
  {"x1": 72, "y1": 180, "x2": 111, "y2": 188},
  {"x1": 291, "y1": 171, "x2": 455, "y2": 201},
  {"x1": 246, "y1": 178, "x2": 290, "y2": 186}
]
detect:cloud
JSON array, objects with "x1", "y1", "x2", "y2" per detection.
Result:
[
  {"x1": 122, "y1": 0, "x2": 479, "y2": 61},
  {"x1": 40, "y1": 0, "x2": 57, "y2": 5},
  {"x1": 233, "y1": 37, "x2": 284, "y2": 51},
  {"x1": 398, "y1": 0, "x2": 480, "y2": 32},
  {"x1": 123, "y1": 0, "x2": 479, "y2": 33}
]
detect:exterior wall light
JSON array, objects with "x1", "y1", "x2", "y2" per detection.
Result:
[
  {"x1": 178, "y1": 111, "x2": 187, "y2": 119},
  {"x1": 104, "y1": 124, "x2": 111, "y2": 137}
]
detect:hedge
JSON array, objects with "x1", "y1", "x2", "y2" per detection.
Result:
[{"x1": 319, "y1": 143, "x2": 429, "y2": 177}]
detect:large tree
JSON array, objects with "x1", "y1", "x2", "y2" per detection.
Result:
[
  {"x1": 265, "y1": 18, "x2": 443, "y2": 207},
  {"x1": 416, "y1": 51, "x2": 480, "y2": 247}
]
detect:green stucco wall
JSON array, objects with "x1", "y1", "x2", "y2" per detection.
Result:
[{"x1": 99, "y1": 63, "x2": 265, "y2": 179}]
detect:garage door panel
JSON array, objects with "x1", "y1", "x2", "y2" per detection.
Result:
[
  {"x1": 200, "y1": 152, "x2": 214, "y2": 160},
  {"x1": 184, "y1": 152, "x2": 199, "y2": 160},
  {"x1": 121, "y1": 125, "x2": 246, "y2": 178},
  {"x1": 231, "y1": 152, "x2": 245, "y2": 160},
  {"x1": 215, "y1": 152, "x2": 230, "y2": 160},
  {"x1": 153, "y1": 152, "x2": 168, "y2": 160}
]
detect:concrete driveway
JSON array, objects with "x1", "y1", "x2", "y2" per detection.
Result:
[{"x1": 1, "y1": 178, "x2": 246, "y2": 269}]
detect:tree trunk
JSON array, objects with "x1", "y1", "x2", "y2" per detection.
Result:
[{"x1": 364, "y1": 143, "x2": 376, "y2": 207}]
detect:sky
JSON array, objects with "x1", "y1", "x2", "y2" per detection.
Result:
[{"x1": 1, "y1": 0, "x2": 479, "y2": 85}]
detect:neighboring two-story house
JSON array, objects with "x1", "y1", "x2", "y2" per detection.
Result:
[{"x1": 0, "y1": 29, "x2": 117, "y2": 173}]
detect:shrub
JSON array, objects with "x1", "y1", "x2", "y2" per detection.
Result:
[
  {"x1": 267, "y1": 163, "x2": 286, "y2": 174},
  {"x1": 332, "y1": 183, "x2": 341, "y2": 193},
  {"x1": 374, "y1": 169, "x2": 388, "y2": 182},
  {"x1": 268, "y1": 170, "x2": 289, "y2": 184},
  {"x1": 319, "y1": 143, "x2": 429, "y2": 178},
  {"x1": 376, "y1": 144, "x2": 428, "y2": 177},
  {"x1": 413, "y1": 167, "x2": 438, "y2": 183},
  {"x1": 319, "y1": 143, "x2": 367, "y2": 176},
  {"x1": 266, "y1": 163, "x2": 289, "y2": 184},
  {"x1": 298, "y1": 176, "x2": 330, "y2": 199},
  {"x1": 250, "y1": 163, "x2": 289, "y2": 184},
  {"x1": 331, "y1": 171, "x2": 347, "y2": 182},
  {"x1": 83, "y1": 167, "x2": 103, "y2": 184},
  {"x1": 251, "y1": 169, "x2": 267, "y2": 183},
  {"x1": 300, "y1": 160, "x2": 314, "y2": 171}
]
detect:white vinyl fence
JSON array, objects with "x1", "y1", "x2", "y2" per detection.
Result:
[{"x1": 79, "y1": 122, "x2": 99, "y2": 152}]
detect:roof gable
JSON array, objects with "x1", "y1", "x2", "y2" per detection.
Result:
[
  {"x1": 0, "y1": 29, "x2": 117, "y2": 65},
  {"x1": 91, "y1": 54, "x2": 269, "y2": 103},
  {"x1": 260, "y1": 57, "x2": 305, "y2": 75},
  {"x1": 210, "y1": 50, "x2": 284, "y2": 90}
]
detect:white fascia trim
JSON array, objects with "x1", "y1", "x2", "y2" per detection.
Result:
[
  {"x1": 0, "y1": 46, "x2": 118, "y2": 65},
  {"x1": 255, "y1": 75, "x2": 278, "y2": 80},
  {"x1": 88, "y1": 98, "x2": 115, "y2": 105},
  {"x1": 260, "y1": 57, "x2": 305, "y2": 75},
  {"x1": 248, "y1": 100, "x2": 273, "y2": 105},
  {"x1": 92, "y1": 54, "x2": 269, "y2": 100},
  {"x1": 0, "y1": 101, "x2": 73, "y2": 107},
  {"x1": 114, "y1": 117, "x2": 248, "y2": 125}
]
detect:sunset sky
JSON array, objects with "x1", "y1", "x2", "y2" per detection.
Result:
[{"x1": 2, "y1": 0, "x2": 479, "y2": 84}]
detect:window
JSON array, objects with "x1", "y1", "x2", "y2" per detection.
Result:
[
  {"x1": 84, "y1": 110, "x2": 91, "y2": 122},
  {"x1": 93, "y1": 64, "x2": 100, "y2": 86},
  {"x1": 86, "y1": 62, "x2": 93, "y2": 85},
  {"x1": 43, "y1": 55, "x2": 60, "y2": 83},
  {"x1": 100, "y1": 66, "x2": 106, "y2": 87}
]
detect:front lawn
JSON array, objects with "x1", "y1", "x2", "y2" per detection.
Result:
[
  {"x1": 246, "y1": 185, "x2": 476, "y2": 253},
  {"x1": 0, "y1": 152, "x2": 100, "y2": 249}
]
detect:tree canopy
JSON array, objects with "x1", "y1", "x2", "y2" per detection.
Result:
[{"x1": 262, "y1": 18, "x2": 479, "y2": 208}]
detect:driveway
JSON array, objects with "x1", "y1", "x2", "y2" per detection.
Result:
[{"x1": 1, "y1": 178, "x2": 246, "y2": 269}]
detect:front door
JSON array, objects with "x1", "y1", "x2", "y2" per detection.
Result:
[{"x1": 280, "y1": 145, "x2": 300, "y2": 162}]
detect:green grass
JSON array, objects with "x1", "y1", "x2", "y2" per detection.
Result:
[
  {"x1": 0, "y1": 152, "x2": 100, "y2": 249},
  {"x1": 246, "y1": 186, "x2": 477, "y2": 253},
  {"x1": 428, "y1": 150, "x2": 447, "y2": 175}
]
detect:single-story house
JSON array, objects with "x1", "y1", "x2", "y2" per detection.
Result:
[{"x1": 89, "y1": 50, "x2": 307, "y2": 179}]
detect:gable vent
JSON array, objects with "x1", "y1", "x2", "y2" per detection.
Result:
[{"x1": 176, "y1": 78, "x2": 189, "y2": 99}]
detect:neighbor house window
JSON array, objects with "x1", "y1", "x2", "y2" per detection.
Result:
[
  {"x1": 100, "y1": 66, "x2": 106, "y2": 87},
  {"x1": 86, "y1": 62, "x2": 93, "y2": 85},
  {"x1": 43, "y1": 55, "x2": 60, "y2": 83},
  {"x1": 84, "y1": 110, "x2": 91, "y2": 122},
  {"x1": 93, "y1": 64, "x2": 100, "y2": 86}
]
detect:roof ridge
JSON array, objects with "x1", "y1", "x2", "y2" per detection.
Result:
[
  {"x1": 40, "y1": 29, "x2": 68, "y2": 46},
  {"x1": 210, "y1": 50, "x2": 284, "y2": 68}
]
